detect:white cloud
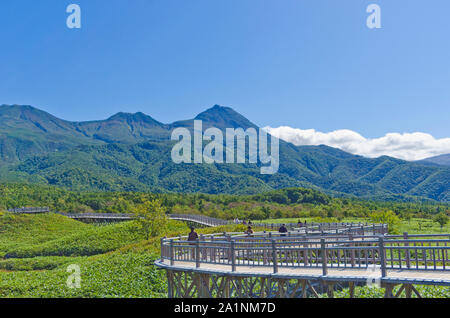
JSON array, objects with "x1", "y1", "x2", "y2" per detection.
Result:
[{"x1": 264, "y1": 126, "x2": 450, "y2": 161}]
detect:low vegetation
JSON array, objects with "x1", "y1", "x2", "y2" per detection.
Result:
[
  {"x1": 0, "y1": 211, "x2": 247, "y2": 297},
  {"x1": 0, "y1": 184, "x2": 449, "y2": 298}
]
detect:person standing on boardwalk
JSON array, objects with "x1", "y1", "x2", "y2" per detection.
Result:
[
  {"x1": 279, "y1": 224, "x2": 288, "y2": 237},
  {"x1": 245, "y1": 226, "x2": 254, "y2": 236},
  {"x1": 188, "y1": 227, "x2": 199, "y2": 241},
  {"x1": 188, "y1": 227, "x2": 199, "y2": 259}
]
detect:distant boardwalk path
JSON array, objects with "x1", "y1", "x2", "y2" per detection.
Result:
[
  {"x1": 7, "y1": 208, "x2": 229, "y2": 227},
  {"x1": 7, "y1": 207, "x2": 380, "y2": 232}
]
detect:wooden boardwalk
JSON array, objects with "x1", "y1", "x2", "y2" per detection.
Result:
[
  {"x1": 157, "y1": 231, "x2": 450, "y2": 298},
  {"x1": 9, "y1": 208, "x2": 230, "y2": 227},
  {"x1": 157, "y1": 259, "x2": 450, "y2": 286}
]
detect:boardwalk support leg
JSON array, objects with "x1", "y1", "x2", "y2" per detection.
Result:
[
  {"x1": 405, "y1": 284, "x2": 412, "y2": 298},
  {"x1": 349, "y1": 282, "x2": 355, "y2": 298},
  {"x1": 384, "y1": 283, "x2": 395, "y2": 298},
  {"x1": 327, "y1": 282, "x2": 335, "y2": 298}
]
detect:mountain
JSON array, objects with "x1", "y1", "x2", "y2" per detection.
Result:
[
  {"x1": 0, "y1": 104, "x2": 255, "y2": 164},
  {"x1": 420, "y1": 154, "x2": 450, "y2": 167},
  {"x1": 0, "y1": 105, "x2": 173, "y2": 165},
  {"x1": 75, "y1": 112, "x2": 170, "y2": 143},
  {"x1": 0, "y1": 104, "x2": 449, "y2": 201},
  {"x1": 0, "y1": 105, "x2": 100, "y2": 164},
  {"x1": 170, "y1": 105, "x2": 258, "y2": 132}
]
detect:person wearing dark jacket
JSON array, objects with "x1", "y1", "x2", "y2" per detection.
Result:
[
  {"x1": 245, "y1": 226, "x2": 254, "y2": 236},
  {"x1": 188, "y1": 227, "x2": 199, "y2": 259},
  {"x1": 188, "y1": 227, "x2": 199, "y2": 241},
  {"x1": 279, "y1": 224, "x2": 288, "y2": 237}
]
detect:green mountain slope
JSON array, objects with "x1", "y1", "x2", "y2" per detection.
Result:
[
  {"x1": 0, "y1": 104, "x2": 448, "y2": 201},
  {"x1": 0, "y1": 105, "x2": 101, "y2": 164},
  {"x1": 420, "y1": 154, "x2": 450, "y2": 167}
]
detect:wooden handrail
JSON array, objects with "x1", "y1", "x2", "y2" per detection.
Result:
[{"x1": 162, "y1": 232, "x2": 450, "y2": 275}]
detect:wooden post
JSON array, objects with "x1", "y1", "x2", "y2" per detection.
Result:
[
  {"x1": 303, "y1": 235, "x2": 309, "y2": 266},
  {"x1": 226, "y1": 235, "x2": 231, "y2": 261},
  {"x1": 167, "y1": 270, "x2": 173, "y2": 298},
  {"x1": 384, "y1": 284, "x2": 394, "y2": 298},
  {"x1": 321, "y1": 238, "x2": 328, "y2": 276},
  {"x1": 224, "y1": 277, "x2": 230, "y2": 298},
  {"x1": 196, "y1": 239, "x2": 200, "y2": 268},
  {"x1": 327, "y1": 283, "x2": 334, "y2": 298},
  {"x1": 160, "y1": 237, "x2": 165, "y2": 260},
  {"x1": 231, "y1": 240, "x2": 236, "y2": 272},
  {"x1": 404, "y1": 232, "x2": 410, "y2": 269},
  {"x1": 379, "y1": 236, "x2": 387, "y2": 277},
  {"x1": 405, "y1": 284, "x2": 412, "y2": 298},
  {"x1": 272, "y1": 239, "x2": 278, "y2": 273},
  {"x1": 263, "y1": 238, "x2": 268, "y2": 265},
  {"x1": 349, "y1": 282, "x2": 355, "y2": 298},
  {"x1": 170, "y1": 239, "x2": 175, "y2": 266},
  {"x1": 200, "y1": 234, "x2": 206, "y2": 261},
  {"x1": 349, "y1": 235, "x2": 355, "y2": 267},
  {"x1": 211, "y1": 235, "x2": 216, "y2": 262}
]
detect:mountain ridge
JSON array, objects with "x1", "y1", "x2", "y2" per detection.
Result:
[
  {"x1": 420, "y1": 154, "x2": 450, "y2": 167},
  {"x1": 0, "y1": 104, "x2": 448, "y2": 201}
]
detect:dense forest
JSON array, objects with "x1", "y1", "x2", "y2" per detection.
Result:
[{"x1": 1, "y1": 183, "x2": 448, "y2": 222}]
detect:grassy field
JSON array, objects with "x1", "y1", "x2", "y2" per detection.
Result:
[
  {"x1": 0, "y1": 212, "x2": 448, "y2": 298},
  {"x1": 0, "y1": 212, "x2": 246, "y2": 297}
]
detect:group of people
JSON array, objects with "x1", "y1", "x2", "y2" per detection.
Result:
[
  {"x1": 233, "y1": 218, "x2": 253, "y2": 225},
  {"x1": 188, "y1": 219, "x2": 310, "y2": 240}
]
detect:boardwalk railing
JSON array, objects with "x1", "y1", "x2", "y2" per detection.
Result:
[
  {"x1": 55, "y1": 212, "x2": 133, "y2": 220},
  {"x1": 57, "y1": 212, "x2": 232, "y2": 226},
  {"x1": 169, "y1": 214, "x2": 230, "y2": 227},
  {"x1": 161, "y1": 232, "x2": 450, "y2": 276},
  {"x1": 7, "y1": 207, "x2": 50, "y2": 214}
]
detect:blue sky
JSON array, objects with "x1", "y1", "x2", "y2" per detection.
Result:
[{"x1": 0, "y1": 0, "x2": 449, "y2": 142}]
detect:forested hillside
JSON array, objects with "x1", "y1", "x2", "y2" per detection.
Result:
[
  {"x1": 0, "y1": 104, "x2": 448, "y2": 201},
  {"x1": 0, "y1": 184, "x2": 447, "y2": 222}
]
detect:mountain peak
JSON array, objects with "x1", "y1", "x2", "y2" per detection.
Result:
[
  {"x1": 193, "y1": 105, "x2": 258, "y2": 129},
  {"x1": 0, "y1": 104, "x2": 55, "y2": 117},
  {"x1": 107, "y1": 111, "x2": 165, "y2": 127},
  {"x1": 0, "y1": 104, "x2": 73, "y2": 130}
]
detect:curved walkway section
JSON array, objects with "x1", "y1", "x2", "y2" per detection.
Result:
[{"x1": 156, "y1": 230, "x2": 450, "y2": 298}]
